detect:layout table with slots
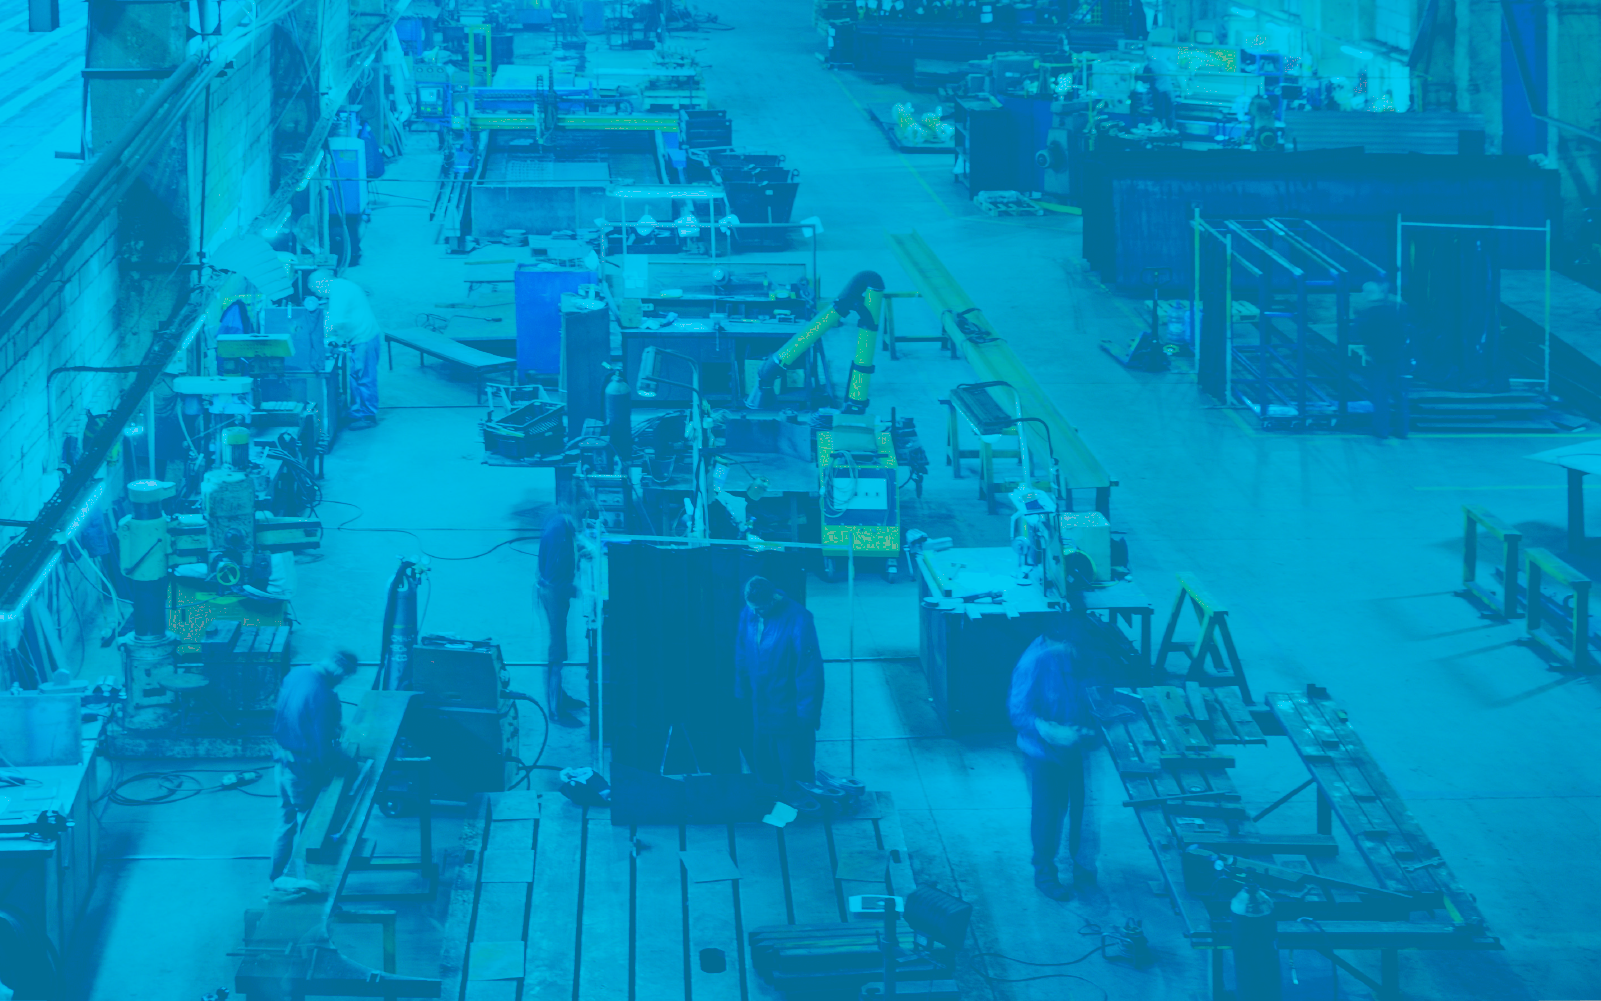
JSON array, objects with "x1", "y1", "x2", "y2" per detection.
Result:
[{"x1": 441, "y1": 790, "x2": 923, "y2": 1000}]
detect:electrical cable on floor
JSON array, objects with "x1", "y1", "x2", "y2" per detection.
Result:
[
  {"x1": 505, "y1": 692, "x2": 553, "y2": 789},
  {"x1": 103, "y1": 767, "x2": 277, "y2": 807},
  {"x1": 319, "y1": 500, "x2": 540, "y2": 560}
]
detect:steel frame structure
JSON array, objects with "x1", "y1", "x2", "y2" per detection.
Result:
[{"x1": 1193, "y1": 216, "x2": 1385, "y2": 431}]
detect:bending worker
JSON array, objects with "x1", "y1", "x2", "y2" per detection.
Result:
[
  {"x1": 269, "y1": 650, "x2": 359, "y2": 890},
  {"x1": 734, "y1": 576, "x2": 824, "y2": 799},
  {"x1": 309, "y1": 269, "x2": 383, "y2": 431},
  {"x1": 538, "y1": 492, "x2": 588, "y2": 728},
  {"x1": 1009, "y1": 610, "x2": 1100, "y2": 902}
]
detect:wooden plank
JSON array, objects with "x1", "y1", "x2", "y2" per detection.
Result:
[
  {"x1": 732, "y1": 823, "x2": 788, "y2": 1001},
  {"x1": 1180, "y1": 833, "x2": 1340, "y2": 858},
  {"x1": 440, "y1": 798, "x2": 487, "y2": 1001},
  {"x1": 734, "y1": 823, "x2": 790, "y2": 927},
  {"x1": 829, "y1": 818, "x2": 889, "y2": 905},
  {"x1": 1161, "y1": 685, "x2": 1208, "y2": 749},
  {"x1": 526, "y1": 795, "x2": 584, "y2": 1001},
  {"x1": 871, "y1": 793, "x2": 917, "y2": 896},
  {"x1": 633, "y1": 825, "x2": 685, "y2": 1000},
  {"x1": 1139, "y1": 690, "x2": 1190, "y2": 754},
  {"x1": 465, "y1": 980, "x2": 519, "y2": 1001},
  {"x1": 781, "y1": 822, "x2": 842, "y2": 924},
  {"x1": 1213, "y1": 686, "x2": 1266, "y2": 742},
  {"x1": 580, "y1": 820, "x2": 632, "y2": 1001},
  {"x1": 474, "y1": 883, "x2": 530, "y2": 942},
  {"x1": 482, "y1": 850, "x2": 536, "y2": 883},
  {"x1": 489, "y1": 819, "x2": 537, "y2": 850},
  {"x1": 684, "y1": 825, "x2": 741, "y2": 1001}
]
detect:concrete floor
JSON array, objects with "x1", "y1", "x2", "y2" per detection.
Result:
[{"x1": 74, "y1": 3, "x2": 1601, "y2": 1000}]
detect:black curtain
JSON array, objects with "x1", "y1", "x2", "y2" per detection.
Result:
[{"x1": 603, "y1": 544, "x2": 807, "y2": 776}]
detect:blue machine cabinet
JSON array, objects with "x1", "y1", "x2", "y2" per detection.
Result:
[{"x1": 515, "y1": 266, "x2": 596, "y2": 376}]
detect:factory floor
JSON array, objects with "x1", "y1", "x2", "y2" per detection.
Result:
[{"x1": 71, "y1": 3, "x2": 1601, "y2": 1001}]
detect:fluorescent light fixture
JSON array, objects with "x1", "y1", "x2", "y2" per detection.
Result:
[
  {"x1": 53, "y1": 481, "x2": 106, "y2": 545},
  {"x1": 1230, "y1": 5, "x2": 1257, "y2": 15},
  {"x1": 1340, "y1": 44, "x2": 1373, "y2": 59},
  {"x1": 0, "y1": 551, "x2": 61, "y2": 623},
  {"x1": 179, "y1": 313, "x2": 207, "y2": 352},
  {"x1": 610, "y1": 186, "x2": 722, "y2": 200}
]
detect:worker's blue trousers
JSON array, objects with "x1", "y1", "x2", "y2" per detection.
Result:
[{"x1": 349, "y1": 336, "x2": 381, "y2": 420}]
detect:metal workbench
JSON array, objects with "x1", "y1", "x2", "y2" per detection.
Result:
[
  {"x1": 0, "y1": 715, "x2": 104, "y2": 992},
  {"x1": 1095, "y1": 681, "x2": 1499, "y2": 999},
  {"x1": 917, "y1": 547, "x2": 1155, "y2": 734}
]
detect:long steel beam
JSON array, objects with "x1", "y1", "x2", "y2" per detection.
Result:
[{"x1": 887, "y1": 231, "x2": 1114, "y2": 512}]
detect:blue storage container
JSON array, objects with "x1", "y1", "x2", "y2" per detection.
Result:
[{"x1": 515, "y1": 267, "x2": 597, "y2": 376}]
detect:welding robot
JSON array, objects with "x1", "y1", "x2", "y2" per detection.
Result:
[{"x1": 743, "y1": 272, "x2": 907, "y2": 580}]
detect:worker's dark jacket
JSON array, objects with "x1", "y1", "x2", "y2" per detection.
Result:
[
  {"x1": 1009, "y1": 635, "x2": 1093, "y2": 764},
  {"x1": 734, "y1": 593, "x2": 824, "y2": 733},
  {"x1": 274, "y1": 664, "x2": 342, "y2": 767},
  {"x1": 1356, "y1": 302, "x2": 1411, "y2": 370},
  {"x1": 538, "y1": 511, "x2": 577, "y2": 595}
]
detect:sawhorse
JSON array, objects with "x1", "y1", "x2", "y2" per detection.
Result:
[{"x1": 1154, "y1": 572, "x2": 1252, "y2": 702}]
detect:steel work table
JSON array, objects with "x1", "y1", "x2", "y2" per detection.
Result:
[{"x1": 1096, "y1": 680, "x2": 1499, "y2": 1000}]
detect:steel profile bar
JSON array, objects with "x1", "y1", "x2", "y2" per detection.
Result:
[{"x1": 887, "y1": 231, "x2": 1113, "y2": 510}]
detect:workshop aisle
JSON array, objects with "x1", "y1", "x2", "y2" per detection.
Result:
[{"x1": 692, "y1": 2, "x2": 1597, "y2": 1000}]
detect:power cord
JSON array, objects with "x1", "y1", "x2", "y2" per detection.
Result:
[
  {"x1": 503, "y1": 690, "x2": 554, "y2": 789},
  {"x1": 320, "y1": 500, "x2": 540, "y2": 561},
  {"x1": 104, "y1": 767, "x2": 274, "y2": 806},
  {"x1": 969, "y1": 911, "x2": 1110, "y2": 996}
]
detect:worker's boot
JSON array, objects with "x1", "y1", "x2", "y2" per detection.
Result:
[{"x1": 1034, "y1": 866, "x2": 1072, "y2": 901}]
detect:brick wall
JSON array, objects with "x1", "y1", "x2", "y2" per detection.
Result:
[
  {"x1": 0, "y1": 3, "x2": 351, "y2": 680},
  {"x1": 197, "y1": 32, "x2": 275, "y2": 249}
]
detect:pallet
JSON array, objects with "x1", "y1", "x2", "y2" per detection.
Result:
[
  {"x1": 973, "y1": 190, "x2": 1044, "y2": 217},
  {"x1": 446, "y1": 791, "x2": 919, "y2": 1001}
]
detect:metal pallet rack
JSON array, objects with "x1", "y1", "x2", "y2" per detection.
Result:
[{"x1": 1194, "y1": 216, "x2": 1385, "y2": 430}]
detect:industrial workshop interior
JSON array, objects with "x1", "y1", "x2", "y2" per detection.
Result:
[{"x1": 4, "y1": 0, "x2": 1601, "y2": 999}]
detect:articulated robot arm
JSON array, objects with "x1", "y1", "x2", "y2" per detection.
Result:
[{"x1": 744, "y1": 270, "x2": 886, "y2": 413}]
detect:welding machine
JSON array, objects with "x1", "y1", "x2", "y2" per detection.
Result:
[{"x1": 817, "y1": 416, "x2": 901, "y2": 582}]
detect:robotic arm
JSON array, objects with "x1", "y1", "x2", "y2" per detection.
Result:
[{"x1": 744, "y1": 270, "x2": 886, "y2": 413}]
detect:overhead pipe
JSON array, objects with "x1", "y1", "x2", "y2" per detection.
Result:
[{"x1": 744, "y1": 270, "x2": 885, "y2": 413}]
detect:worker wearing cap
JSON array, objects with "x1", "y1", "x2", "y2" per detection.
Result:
[
  {"x1": 269, "y1": 651, "x2": 358, "y2": 889},
  {"x1": 734, "y1": 576, "x2": 824, "y2": 800},
  {"x1": 1010, "y1": 608, "x2": 1101, "y2": 901},
  {"x1": 309, "y1": 269, "x2": 384, "y2": 431}
]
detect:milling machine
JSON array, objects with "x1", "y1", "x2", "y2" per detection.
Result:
[{"x1": 109, "y1": 437, "x2": 322, "y2": 756}]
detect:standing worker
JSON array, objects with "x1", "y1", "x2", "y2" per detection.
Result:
[
  {"x1": 1355, "y1": 280, "x2": 1412, "y2": 439},
  {"x1": 734, "y1": 576, "x2": 824, "y2": 800},
  {"x1": 269, "y1": 650, "x2": 359, "y2": 890},
  {"x1": 309, "y1": 269, "x2": 384, "y2": 431},
  {"x1": 1010, "y1": 610, "x2": 1100, "y2": 901},
  {"x1": 538, "y1": 492, "x2": 588, "y2": 728}
]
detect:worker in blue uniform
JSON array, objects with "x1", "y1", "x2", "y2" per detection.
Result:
[
  {"x1": 269, "y1": 651, "x2": 358, "y2": 888},
  {"x1": 734, "y1": 576, "x2": 824, "y2": 800},
  {"x1": 1355, "y1": 280, "x2": 1413, "y2": 439},
  {"x1": 538, "y1": 495, "x2": 588, "y2": 728},
  {"x1": 1009, "y1": 611, "x2": 1101, "y2": 901}
]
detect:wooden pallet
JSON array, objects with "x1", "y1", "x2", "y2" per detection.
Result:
[{"x1": 442, "y1": 790, "x2": 918, "y2": 1001}]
